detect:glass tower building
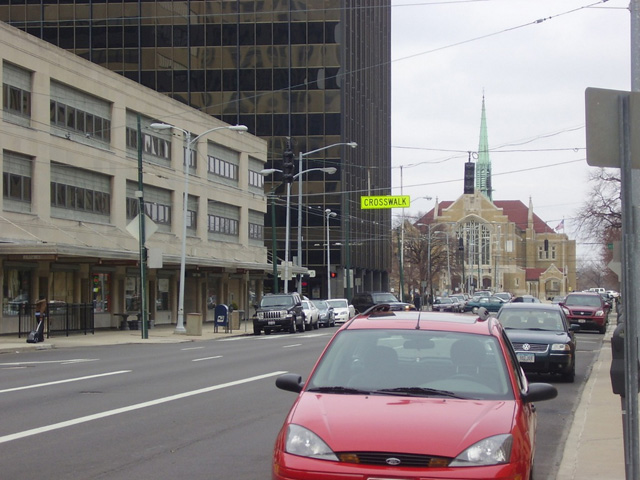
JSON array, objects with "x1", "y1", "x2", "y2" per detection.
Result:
[{"x1": 0, "y1": 0, "x2": 392, "y2": 297}]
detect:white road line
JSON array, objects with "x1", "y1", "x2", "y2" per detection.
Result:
[
  {"x1": 283, "y1": 344, "x2": 302, "y2": 348},
  {"x1": 0, "y1": 359, "x2": 99, "y2": 367},
  {"x1": 181, "y1": 346, "x2": 205, "y2": 351},
  {"x1": 0, "y1": 371, "x2": 287, "y2": 444},
  {"x1": 192, "y1": 355, "x2": 223, "y2": 362},
  {"x1": 0, "y1": 371, "x2": 132, "y2": 394}
]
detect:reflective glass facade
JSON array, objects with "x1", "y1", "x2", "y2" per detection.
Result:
[{"x1": 1, "y1": 0, "x2": 392, "y2": 295}]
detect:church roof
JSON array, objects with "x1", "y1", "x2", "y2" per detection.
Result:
[{"x1": 417, "y1": 198, "x2": 555, "y2": 234}]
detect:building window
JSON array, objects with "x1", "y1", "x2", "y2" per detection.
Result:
[
  {"x1": 248, "y1": 169, "x2": 264, "y2": 188},
  {"x1": 186, "y1": 209, "x2": 197, "y2": 229},
  {"x1": 50, "y1": 182, "x2": 111, "y2": 215},
  {"x1": 91, "y1": 273, "x2": 111, "y2": 313},
  {"x1": 50, "y1": 100, "x2": 111, "y2": 142},
  {"x1": 249, "y1": 222, "x2": 263, "y2": 240},
  {"x1": 126, "y1": 127, "x2": 171, "y2": 161},
  {"x1": 3, "y1": 172, "x2": 31, "y2": 202},
  {"x1": 208, "y1": 214, "x2": 239, "y2": 236},
  {"x1": 208, "y1": 155, "x2": 238, "y2": 180},
  {"x1": 126, "y1": 197, "x2": 171, "y2": 225},
  {"x1": 184, "y1": 146, "x2": 196, "y2": 168},
  {"x1": 3, "y1": 83, "x2": 30, "y2": 117}
]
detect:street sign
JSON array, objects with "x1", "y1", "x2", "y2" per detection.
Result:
[
  {"x1": 585, "y1": 87, "x2": 640, "y2": 169},
  {"x1": 360, "y1": 195, "x2": 410, "y2": 209}
]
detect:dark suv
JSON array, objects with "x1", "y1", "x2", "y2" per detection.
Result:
[
  {"x1": 350, "y1": 291, "x2": 415, "y2": 314},
  {"x1": 560, "y1": 292, "x2": 609, "y2": 334},
  {"x1": 252, "y1": 293, "x2": 304, "y2": 335}
]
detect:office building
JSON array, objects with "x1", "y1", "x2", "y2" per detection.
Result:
[{"x1": 0, "y1": 1, "x2": 394, "y2": 299}]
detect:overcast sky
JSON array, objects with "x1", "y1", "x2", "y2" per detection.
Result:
[{"x1": 390, "y1": 0, "x2": 630, "y2": 254}]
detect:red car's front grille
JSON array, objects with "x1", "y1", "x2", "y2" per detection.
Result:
[{"x1": 338, "y1": 451, "x2": 451, "y2": 467}]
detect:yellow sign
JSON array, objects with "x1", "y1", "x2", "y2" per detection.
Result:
[{"x1": 360, "y1": 195, "x2": 410, "y2": 209}]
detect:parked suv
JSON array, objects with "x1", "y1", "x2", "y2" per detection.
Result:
[
  {"x1": 252, "y1": 293, "x2": 304, "y2": 335},
  {"x1": 561, "y1": 292, "x2": 608, "y2": 334},
  {"x1": 350, "y1": 291, "x2": 415, "y2": 314}
]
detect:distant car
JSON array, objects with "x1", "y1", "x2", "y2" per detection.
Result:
[
  {"x1": 561, "y1": 292, "x2": 609, "y2": 334},
  {"x1": 325, "y1": 299, "x2": 352, "y2": 324},
  {"x1": 432, "y1": 296, "x2": 459, "y2": 312},
  {"x1": 300, "y1": 300, "x2": 320, "y2": 331},
  {"x1": 449, "y1": 294, "x2": 467, "y2": 311},
  {"x1": 496, "y1": 303, "x2": 579, "y2": 382},
  {"x1": 273, "y1": 307, "x2": 558, "y2": 479},
  {"x1": 511, "y1": 295, "x2": 541, "y2": 303},
  {"x1": 312, "y1": 300, "x2": 335, "y2": 328},
  {"x1": 551, "y1": 296, "x2": 566, "y2": 304},
  {"x1": 350, "y1": 291, "x2": 415, "y2": 314},
  {"x1": 252, "y1": 293, "x2": 304, "y2": 335},
  {"x1": 494, "y1": 292, "x2": 512, "y2": 303},
  {"x1": 464, "y1": 295, "x2": 505, "y2": 313},
  {"x1": 474, "y1": 290, "x2": 492, "y2": 297}
]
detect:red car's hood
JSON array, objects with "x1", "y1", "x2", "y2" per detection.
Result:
[{"x1": 289, "y1": 393, "x2": 516, "y2": 456}]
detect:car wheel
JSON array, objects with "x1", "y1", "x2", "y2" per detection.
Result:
[
  {"x1": 563, "y1": 362, "x2": 576, "y2": 383},
  {"x1": 313, "y1": 319, "x2": 319, "y2": 330},
  {"x1": 264, "y1": 328, "x2": 271, "y2": 335},
  {"x1": 253, "y1": 325, "x2": 261, "y2": 336},
  {"x1": 289, "y1": 318, "x2": 296, "y2": 334},
  {"x1": 471, "y1": 307, "x2": 478, "y2": 314}
]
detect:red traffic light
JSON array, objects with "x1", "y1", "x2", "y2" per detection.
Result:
[{"x1": 330, "y1": 272, "x2": 337, "y2": 278}]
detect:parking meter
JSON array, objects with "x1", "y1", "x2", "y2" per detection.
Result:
[
  {"x1": 610, "y1": 322, "x2": 626, "y2": 395},
  {"x1": 610, "y1": 321, "x2": 640, "y2": 396}
]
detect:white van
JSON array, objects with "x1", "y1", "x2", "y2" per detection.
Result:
[{"x1": 588, "y1": 287, "x2": 606, "y2": 294}]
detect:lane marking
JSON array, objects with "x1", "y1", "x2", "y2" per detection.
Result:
[
  {"x1": 0, "y1": 359, "x2": 99, "y2": 367},
  {"x1": 283, "y1": 344, "x2": 302, "y2": 348},
  {"x1": 181, "y1": 347, "x2": 205, "y2": 351},
  {"x1": 0, "y1": 371, "x2": 132, "y2": 394},
  {"x1": 192, "y1": 355, "x2": 223, "y2": 362},
  {"x1": 0, "y1": 371, "x2": 287, "y2": 444}
]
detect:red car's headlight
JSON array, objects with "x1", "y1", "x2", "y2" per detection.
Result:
[
  {"x1": 449, "y1": 434, "x2": 513, "y2": 466},
  {"x1": 285, "y1": 424, "x2": 338, "y2": 461}
]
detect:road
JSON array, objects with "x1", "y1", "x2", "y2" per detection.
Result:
[{"x1": 0, "y1": 326, "x2": 604, "y2": 479}]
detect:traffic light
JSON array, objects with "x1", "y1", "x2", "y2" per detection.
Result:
[
  {"x1": 330, "y1": 271, "x2": 337, "y2": 278},
  {"x1": 458, "y1": 237, "x2": 464, "y2": 251},
  {"x1": 283, "y1": 148, "x2": 295, "y2": 183}
]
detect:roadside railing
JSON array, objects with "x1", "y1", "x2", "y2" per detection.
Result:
[{"x1": 17, "y1": 303, "x2": 94, "y2": 338}]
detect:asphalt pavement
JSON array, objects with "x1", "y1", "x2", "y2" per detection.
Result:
[{"x1": 0, "y1": 318, "x2": 628, "y2": 480}]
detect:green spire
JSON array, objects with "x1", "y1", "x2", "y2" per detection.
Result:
[{"x1": 476, "y1": 95, "x2": 492, "y2": 200}]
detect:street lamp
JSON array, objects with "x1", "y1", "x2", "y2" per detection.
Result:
[
  {"x1": 262, "y1": 166, "x2": 337, "y2": 293},
  {"x1": 296, "y1": 142, "x2": 357, "y2": 291},
  {"x1": 325, "y1": 209, "x2": 337, "y2": 298},
  {"x1": 150, "y1": 122, "x2": 248, "y2": 333}
]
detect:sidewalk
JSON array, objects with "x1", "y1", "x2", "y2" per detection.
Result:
[
  {"x1": 0, "y1": 321, "x2": 253, "y2": 354},
  {"x1": 0, "y1": 318, "x2": 629, "y2": 479},
  {"x1": 556, "y1": 323, "x2": 625, "y2": 480}
]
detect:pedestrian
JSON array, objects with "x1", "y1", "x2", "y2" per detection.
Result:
[
  {"x1": 34, "y1": 296, "x2": 47, "y2": 342},
  {"x1": 413, "y1": 292, "x2": 422, "y2": 311}
]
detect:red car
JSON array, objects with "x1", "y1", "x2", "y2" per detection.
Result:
[
  {"x1": 273, "y1": 306, "x2": 557, "y2": 479},
  {"x1": 560, "y1": 292, "x2": 609, "y2": 334}
]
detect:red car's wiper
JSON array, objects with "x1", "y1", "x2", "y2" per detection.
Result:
[
  {"x1": 375, "y1": 387, "x2": 467, "y2": 399},
  {"x1": 308, "y1": 386, "x2": 372, "y2": 395}
]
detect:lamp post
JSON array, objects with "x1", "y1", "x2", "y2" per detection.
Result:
[
  {"x1": 261, "y1": 166, "x2": 337, "y2": 293},
  {"x1": 150, "y1": 122, "x2": 248, "y2": 333},
  {"x1": 325, "y1": 209, "x2": 337, "y2": 298},
  {"x1": 296, "y1": 142, "x2": 356, "y2": 292}
]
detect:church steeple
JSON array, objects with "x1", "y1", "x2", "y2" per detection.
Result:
[{"x1": 476, "y1": 95, "x2": 492, "y2": 200}]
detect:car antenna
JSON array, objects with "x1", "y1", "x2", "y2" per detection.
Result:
[{"x1": 415, "y1": 310, "x2": 422, "y2": 330}]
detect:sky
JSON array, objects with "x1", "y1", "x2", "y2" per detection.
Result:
[{"x1": 390, "y1": 0, "x2": 630, "y2": 256}]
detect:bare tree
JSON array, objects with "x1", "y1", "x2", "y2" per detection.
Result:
[{"x1": 575, "y1": 168, "x2": 621, "y2": 242}]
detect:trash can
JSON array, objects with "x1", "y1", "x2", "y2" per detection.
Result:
[
  {"x1": 231, "y1": 310, "x2": 244, "y2": 331},
  {"x1": 186, "y1": 313, "x2": 203, "y2": 336}
]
